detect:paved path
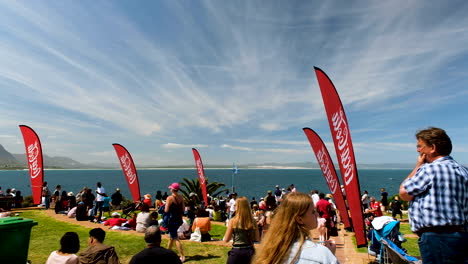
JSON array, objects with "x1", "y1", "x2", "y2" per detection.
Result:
[{"x1": 321, "y1": 224, "x2": 374, "y2": 264}]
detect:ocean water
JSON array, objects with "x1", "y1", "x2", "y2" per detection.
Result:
[{"x1": 0, "y1": 168, "x2": 411, "y2": 201}]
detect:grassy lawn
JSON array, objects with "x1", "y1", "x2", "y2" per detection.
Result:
[{"x1": 18, "y1": 210, "x2": 230, "y2": 264}]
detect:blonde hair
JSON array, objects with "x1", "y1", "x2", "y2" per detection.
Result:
[
  {"x1": 231, "y1": 196, "x2": 256, "y2": 230},
  {"x1": 253, "y1": 192, "x2": 313, "y2": 264}
]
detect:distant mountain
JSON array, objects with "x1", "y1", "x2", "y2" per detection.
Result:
[
  {"x1": 13, "y1": 153, "x2": 88, "y2": 169},
  {"x1": 86, "y1": 162, "x2": 120, "y2": 169},
  {"x1": 0, "y1": 144, "x2": 20, "y2": 165},
  {"x1": 244, "y1": 161, "x2": 319, "y2": 169},
  {"x1": 1, "y1": 144, "x2": 416, "y2": 170}
]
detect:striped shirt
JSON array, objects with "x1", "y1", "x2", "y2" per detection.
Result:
[{"x1": 403, "y1": 156, "x2": 468, "y2": 232}]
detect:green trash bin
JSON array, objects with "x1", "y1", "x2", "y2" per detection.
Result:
[{"x1": 0, "y1": 217, "x2": 38, "y2": 263}]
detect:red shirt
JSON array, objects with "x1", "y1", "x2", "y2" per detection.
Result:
[
  {"x1": 103, "y1": 218, "x2": 127, "y2": 227},
  {"x1": 370, "y1": 201, "x2": 383, "y2": 217},
  {"x1": 126, "y1": 218, "x2": 137, "y2": 230},
  {"x1": 143, "y1": 198, "x2": 152, "y2": 208},
  {"x1": 315, "y1": 199, "x2": 332, "y2": 219}
]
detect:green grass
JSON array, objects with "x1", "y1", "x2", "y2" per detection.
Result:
[
  {"x1": 351, "y1": 221, "x2": 420, "y2": 257},
  {"x1": 18, "y1": 210, "x2": 230, "y2": 264}
]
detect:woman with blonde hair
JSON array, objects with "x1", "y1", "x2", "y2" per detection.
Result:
[
  {"x1": 224, "y1": 196, "x2": 260, "y2": 264},
  {"x1": 253, "y1": 192, "x2": 338, "y2": 264}
]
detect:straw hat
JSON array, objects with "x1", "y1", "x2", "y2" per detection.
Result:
[{"x1": 144, "y1": 194, "x2": 152, "y2": 199}]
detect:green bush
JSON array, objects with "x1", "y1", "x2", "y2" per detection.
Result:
[{"x1": 22, "y1": 195, "x2": 35, "y2": 207}]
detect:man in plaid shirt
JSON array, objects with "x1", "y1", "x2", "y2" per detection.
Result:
[{"x1": 400, "y1": 127, "x2": 468, "y2": 263}]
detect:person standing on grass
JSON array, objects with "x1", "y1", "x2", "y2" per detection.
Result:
[
  {"x1": 380, "y1": 188, "x2": 388, "y2": 213},
  {"x1": 361, "y1": 190, "x2": 370, "y2": 210},
  {"x1": 110, "y1": 188, "x2": 123, "y2": 211},
  {"x1": 94, "y1": 182, "x2": 106, "y2": 220},
  {"x1": 42, "y1": 181, "x2": 51, "y2": 209},
  {"x1": 390, "y1": 196, "x2": 403, "y2": 219},
  {"x1": 165, "y1": 183, "x2": 185, "y2": 263},
  {"x1": 224, "y1": 196, "x2": 259, "y2": 264},
  {"x1": 400, "y1": 127, "x2": 468, "y2": 264}
]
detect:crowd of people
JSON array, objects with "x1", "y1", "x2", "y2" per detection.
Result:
[
  {"x1": 3, "y1": 126, "x2": 467, "y2": 263},
  {"x1": 3, "y1": 177, "x2": 412, "y2": 264},
  {"x1": 0, "y1": 186, "x2": 24, "y2": 209},
  {"x1": 2, "y1": 179, "x2": 345, "y2": 263}
]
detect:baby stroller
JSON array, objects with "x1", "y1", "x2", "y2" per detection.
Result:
[
  {"x1": 122, "y1": 201, "x2": 142, "y2": 219},
  {"x1": 368, "y1": 216, "x2": 419, "y2": 264}
]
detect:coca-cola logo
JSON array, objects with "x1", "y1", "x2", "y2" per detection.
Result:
[
  {"x1": 332, "y1": 109, "x2": 354, "y2": 185},
  {"x1": 120, "y1": 153, "x2": 137, "y2": 184},
  {"x1": 196, "y1": 159, "x2": 206, "y2": 185},
  {"x1": 317, "y1": 147, "x2": 338, "y2": 193},
  {"x1": 27, "y1": 141, "x2": 41, "y2": 179}
]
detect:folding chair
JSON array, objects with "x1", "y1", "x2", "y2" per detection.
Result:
[{"x1": 380, "y1": 238, "x2": 421, "y2": 264}]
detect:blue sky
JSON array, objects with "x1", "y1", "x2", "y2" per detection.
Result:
[{"x1": 1, "y1": 1, "x2": 468, "y2": 166}]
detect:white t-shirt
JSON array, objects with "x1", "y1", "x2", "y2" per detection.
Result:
[
  {"x1": 136, "y1": 211, "x2": 151, "y2": 233},
  {"x1": 228, "y1": 198, "x2": 236, "y2": 212},
  {"x1": 284, "y1": 239, "x2": 339, "y2": 264},
  {"x1": 96, "y1": 186, "x2": 106, "y2": 202},
  {"x1": 46, "y1": 251, "x2": 78, "y2": 264},
  {"x1": 312, "y1": 194, "x2": 320, "y2": 205},
  {"x1": 361, "y1": 193, "x2": 369, "y2": 205}
]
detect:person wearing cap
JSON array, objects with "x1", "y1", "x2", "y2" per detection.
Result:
[
  {"x1": 129, "y1": 226, "x2": 181, "y2": 264},
  {"x1": 165, "y1": 183, "x2": 185, "y2": 262},
  {"x1": 103, "y1": 212, "x2": 127, "y2": 227},
  {"x1": 110, "y1": 188, "x2": 123, "y2": 211}
]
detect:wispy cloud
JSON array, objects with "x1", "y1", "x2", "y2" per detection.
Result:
[
  {"x1": 1, "y1": 1, "x2": 468, "y2": 165},
  {"x1": 162, "y1": 143, "x2": 208, "y2": 149},
  {"x1": 221, "y1": 144, "x2": 309, "y2": 154},
  {"x1": 234, "y1": 139, "x2": 308, "y2": 146}
]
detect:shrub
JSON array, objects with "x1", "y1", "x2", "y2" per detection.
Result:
[{"x1": 22, "y1": 195, "x2": 35, "y2": 207}]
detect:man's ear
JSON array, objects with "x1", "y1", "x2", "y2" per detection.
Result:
[{"x1": 429, "y1": 144, "x2": 437, "y2": 154}]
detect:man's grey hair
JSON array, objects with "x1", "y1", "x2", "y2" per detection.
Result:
[{"x1": 144, "y1": 226, "x2": 162, "y2": 244}]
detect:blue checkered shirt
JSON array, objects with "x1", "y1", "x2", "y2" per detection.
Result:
[{"x1": 403, "y1": 156, "x2": 468, "y2": 232}]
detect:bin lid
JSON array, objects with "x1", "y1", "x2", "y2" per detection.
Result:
[{"x1": 0, "y1": 217, "x2": 38, "y2": 229}]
